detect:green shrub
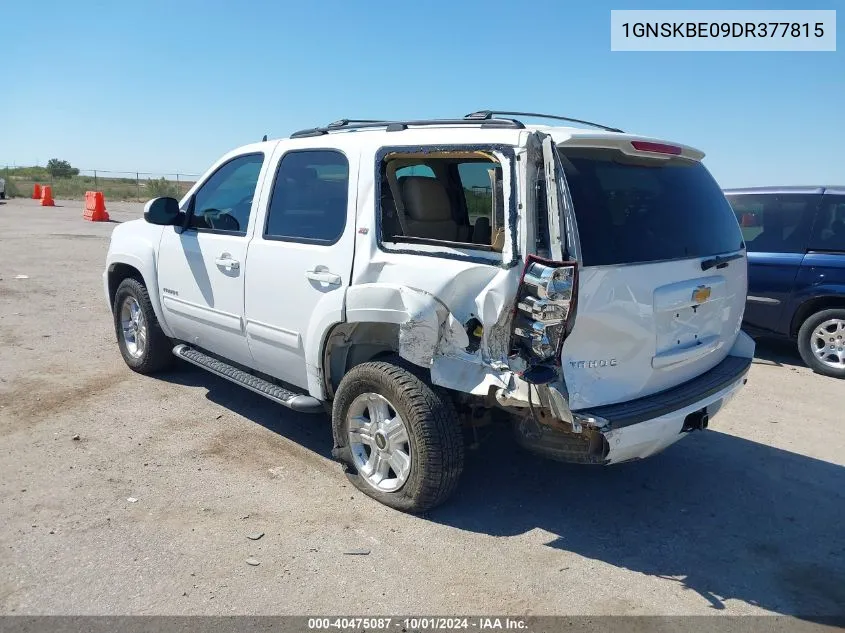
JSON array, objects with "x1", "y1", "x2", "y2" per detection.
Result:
[
  {"x1": 147, "y1": 177, "x2": 178, "y2": 198},
  {"x1": 4, "y1": 179, "x2": 22, "y2": 198},
  {"x1": 5, "y1": 166, "x2": 50, "y2": 180},
  {"x1": 47, "y1": 158, "x2": 80, "y2": 179}
]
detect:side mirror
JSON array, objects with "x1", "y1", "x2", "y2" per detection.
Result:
[{"x1": 144, "y1": 197, "x2": 183, "y2": 225}]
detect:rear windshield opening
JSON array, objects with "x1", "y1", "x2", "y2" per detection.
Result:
[
  {"x1": 379, "y1": 151, "x2": 505, "y2": 253},
  {"x1": 558, "y1": 147, "x2": 743, "y2": 267}
]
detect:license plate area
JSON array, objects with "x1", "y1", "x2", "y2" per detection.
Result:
[{"x1": 653, "y1": 276, "x2": 725, "y2": 357}]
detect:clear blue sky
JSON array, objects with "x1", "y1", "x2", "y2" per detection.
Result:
[{"x1": 2, "y1": 0, "x2": 842, "y2": 186}]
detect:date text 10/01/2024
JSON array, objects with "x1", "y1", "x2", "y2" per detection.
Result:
[{"x1": 307, "y1": 618, "x2": 528, "y2": 630}]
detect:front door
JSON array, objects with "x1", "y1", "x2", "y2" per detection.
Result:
[
  {"x1": 244, "y1": 148, "x2": 358, "y2": 391},
  {"x1": 157, "y1": 152, "x2": 267, "y2": 366}
]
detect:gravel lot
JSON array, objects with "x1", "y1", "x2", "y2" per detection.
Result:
[{"x1": 1, "y1": 197, "x2": 843, "y2": 618}]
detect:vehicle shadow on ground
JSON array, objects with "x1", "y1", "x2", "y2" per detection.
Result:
[
  {"x1": 752, "y1": 337, "x2": 805, "y2": 369},
  {"x1": 431, "y1": 424, "x2": 845, "y2": 617},
  {"x1": 153, "y1": 364, "x2": 844, "y2": 617},
  {"x1": 154, "y1": 366, "x2": 334, "y2": 459}
]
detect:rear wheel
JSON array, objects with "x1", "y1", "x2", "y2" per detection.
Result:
[
  {"x1": 112, "y1": 278, "x2": 173, "y2": 374},
  {"x1": 331, "y1": 359, "x2": 464, "y2": 513},
  {"x1": 797, "y1": 308, "x2": 845, "y2": 378}
]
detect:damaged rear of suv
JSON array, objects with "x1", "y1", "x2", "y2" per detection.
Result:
[
  {"x1": 512, "y1": 119, "x2": 753, "y2": 465},
  {"x1": 105, "y1": 111, "x2": 753, "y2": 513}
]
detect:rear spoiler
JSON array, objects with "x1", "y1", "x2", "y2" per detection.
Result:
[{"x1": 555, "y1": 133, "x2": 705, "y2": 162}]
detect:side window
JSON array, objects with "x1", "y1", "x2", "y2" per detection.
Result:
[
  {"x1": 189, "y1": 153, "x2": 264, "y2": 234},
  {"x1": 380, "y1": 151, "x2": 504, "y2": 254},
  {"x1": 457, "y1": 161, "x2": 502, "y2": 230},
  {"x1": 808, "y1": 195, "x2": 845, "y2": 252},
  {"x1": 726, "y1": 193, "x2": 819, "y2": 254},
  {"x1": 264, "y1": 150, "x2": 349, "y2": 244}
]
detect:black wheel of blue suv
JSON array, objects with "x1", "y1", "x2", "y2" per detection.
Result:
[{"x1": 798, "y1": 308, "x2": 845, "y2": 379}]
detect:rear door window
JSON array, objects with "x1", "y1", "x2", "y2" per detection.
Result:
[
  {"x1": 725, "y1": 193, "x2": 820, "y2": 254},
  {"x1": 558, "y1": 147, "x2": 743, "y2": 266},
  {"x1": 808, "y1": 195, "x2": 845, "y2": 253},
  {"x1": 264, "y1": 150, "x2": 349, "y2": 244}
]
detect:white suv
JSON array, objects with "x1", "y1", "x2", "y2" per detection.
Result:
[{"x1": 104, "y1": 111, "x2": 754, "y2": 512}]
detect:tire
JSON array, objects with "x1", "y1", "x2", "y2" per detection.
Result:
[
  {"x1": 797, "y1": 308, "x2": 845, "y2": 379},
  {"x1": 0, "y1": 192, "x2": 5, "y2": 200},
  {"x1": 331, "y1": 359, "x2": 464, "y2": 513},
  {"x1": 112, "y1": 278, "x2": 173, "y2": 374}
]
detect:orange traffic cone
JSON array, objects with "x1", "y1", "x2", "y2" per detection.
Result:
[
  {"x1": 83, "y1": 191, "x2": 109, "y2": 221},
  {"x1": 41, "y1": 185, "x2": 55, "y2": 207},
  {"x1": 32, "y1": 184, "x2": 42, "y2": 199}
]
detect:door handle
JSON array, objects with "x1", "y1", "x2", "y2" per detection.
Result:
[
  {"x1": 305, "y1": 269, "x2": 341, "y2": 285},
  {"x1": 215, "y1": 254, "x2": 240, "y2": 270}
]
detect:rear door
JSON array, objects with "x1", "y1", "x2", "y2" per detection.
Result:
[
  {"x1": 244, "y1": 147, "x2": 358, "y2": 390},
  {"x1": 553, "y1": 139, "x2": 747, "y2": 410},
  {"x1": 724, "y1": 192, "x2": 820, "y2": 335}
]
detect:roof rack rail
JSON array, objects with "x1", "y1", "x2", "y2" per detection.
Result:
[
  {"x1": 465, "y1": 110, "x2": 623, "y2": 133},
  {"x1": 326, "y1": 119, "x2": 384, "y2": 128},
  {"x1": 290, "y1": 116, "x2": 525, "y2": 139}
]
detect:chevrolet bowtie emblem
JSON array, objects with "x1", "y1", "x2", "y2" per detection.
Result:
[{"x1": 692, "y1": 286, "x2": 712, "y2": 304}]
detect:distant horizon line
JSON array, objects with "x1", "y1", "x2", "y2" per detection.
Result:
[{"x1": 2, "y1": 162, "x2": 204, "y2": 177}]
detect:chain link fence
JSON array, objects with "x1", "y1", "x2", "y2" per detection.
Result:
[{"x1": 2, "y1": 166, "x2": 201, "y2": 202}]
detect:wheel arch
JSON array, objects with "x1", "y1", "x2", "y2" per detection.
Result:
[
  {"x1": 107, "y1": 262, "x2": 144, "y2": 305},
  {"x1": 106, "y1": 252, "x2": 174, "y2": 338},
  {"x1": 790, "y1": 293, "x2": 845, "y2": 338},
  {"x1": 321, "y1": 321, "x2": 405, "y2": 400},
  {"x1": 315, "y1": 283, "x2": 475, "y2": 401}
]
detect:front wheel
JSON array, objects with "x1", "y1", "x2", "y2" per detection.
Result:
[
  {"x1": 112, "y1": 278, "x2": 173, "y2": 374},
  {"x1": 797, "y1": 308, "x2": 845, "y2": 378},
  {"x1": 331, "y1": 359, "x2": 464, "y2": 513}
]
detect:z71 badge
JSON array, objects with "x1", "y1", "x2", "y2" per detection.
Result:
[{"x1": 569, "y1": 359, "x2": 618, "y2": 369}]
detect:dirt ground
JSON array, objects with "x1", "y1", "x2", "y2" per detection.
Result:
[{"x1": 1, "y1": 197, "x2": 843, "y2": 618}]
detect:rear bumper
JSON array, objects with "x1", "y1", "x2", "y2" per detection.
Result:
[
  {"x1": 600, "y1": 363, "x2": 749, "y2": 463},
  {"x1": 576, "y1": 353, "x2": 752, "y2": 431},
  {"x1": 575, "y1": 332, "x2": 754, "y2": 464}
]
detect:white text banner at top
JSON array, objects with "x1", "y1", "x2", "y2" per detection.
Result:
[{"x1": 611, "y1": 10, "x2": 836, "y2": 52}]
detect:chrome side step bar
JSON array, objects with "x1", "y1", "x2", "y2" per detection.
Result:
[{"x1": 172, "y1": 344, "x2": 324, "y2": 413}]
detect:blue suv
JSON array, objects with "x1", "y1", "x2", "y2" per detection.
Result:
[{"x1": 724, "y1": 186, "x2": 845, "y2": 378}]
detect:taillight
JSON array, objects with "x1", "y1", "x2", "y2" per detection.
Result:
[
  {"x1": 630, "y1": 140, "x2": 682, "y2": 155},
  {"x1": 511, "y1": 256, "x2": 578, "y2": 382}
]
